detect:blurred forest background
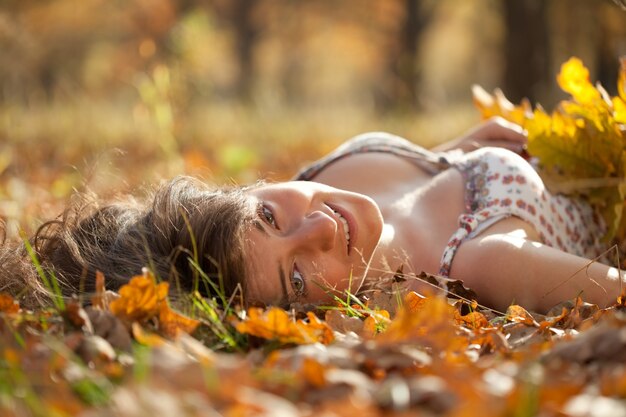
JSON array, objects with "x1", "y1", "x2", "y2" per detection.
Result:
[{"x1": 0, "y1": 0, "x2": 625, "y2": 237}]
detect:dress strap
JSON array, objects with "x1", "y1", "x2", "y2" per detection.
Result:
[{"x1": 438, "y1": 214, "x2": 479, "y2": 277}]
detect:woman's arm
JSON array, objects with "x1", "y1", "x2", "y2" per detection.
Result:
[
  {"x1": 450, "y1": 232, "x2": 623, "y2": 314},
  {"x1": 432, "y1": 117, "x2": 528, "y2": 155}
]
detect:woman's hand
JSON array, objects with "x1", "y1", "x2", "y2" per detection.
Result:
[{"x1": 432, "y1": 117, "x2": 528, "y2": 155}]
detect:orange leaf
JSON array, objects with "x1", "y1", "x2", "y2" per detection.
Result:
[
  {"x1": 158, "y1": 301, "x2": 200, "y2": 339},
  {"x1": 109, "y1": 271, "x2": 169, "y2": 323},
  {"x1": 382, "y1": 296, "x2": 468, "y2": 355},
  {"x1": 132, "y1": 322, "x2": 165, "y2": 347},
  {"x1": 506, "y1": 305, "x2": 538, "y2": 326},
  {"x1": 0, "y1": 293, "x2": 20, "y2": 314},
  {"x1": 235, "y1": 307, "x2": 334, "y2": 345},
  {"x1": 404, "y1": 291, "x2": 426, "y2": 313},
  {"x1": 454, "y1": 310, "x2": 489, "y2": 330},
  {"x1": 301, "y1": 357, "x2": 327, "y2": 388},
  {"x1": 362, "y1": 309, "x2": 390, "y2": 337}
]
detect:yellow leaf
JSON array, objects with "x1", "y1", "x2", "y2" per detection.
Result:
[
  {"x1": 557, "y1": 57, "x2": 601, "y2": 105},
  {"x1": 614, "y1": 97, "x2": 626, "y2": 124},
  {"x1": 109, "y1": 271, "x2": 168, "y2": 323},
  {"x1": 617, "y1": 57, "x2": 626, "y2": 102},
  {"x1": 235, "y1": 307, "x2": 334, "y2": 345},
  {"x1": 472, "y1": 85, "x2": 531, "y2": 126}
]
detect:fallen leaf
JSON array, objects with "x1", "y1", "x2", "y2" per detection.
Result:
[
  {"x1": 0, "y1": 293, "x2": 20, "y2": 314},
  {"x1": 301, "y1": 357, "x2": 327, "y2": 388},
  {"x1": 109, "y1": 271, "x2": 168, "y2": 323},
  {"x1": 506, "y1": 305, "x2": 539, "y2": 326},
  {"x1": 132, "y1": 322, "x2": 166, "y2": 347},
  {"x1": 235, "y1": 307, "x2": 334, "y2": 345},
  {"x1": 454, "y1": 309, "x2": 489, "y2": 330},
  {"x1": 157, "y1": 301, "x2": 200, "y2": 339}
]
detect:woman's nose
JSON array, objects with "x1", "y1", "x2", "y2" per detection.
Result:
[{"x1": 292, "y1": 210, "x2": 336, "y2": 251}]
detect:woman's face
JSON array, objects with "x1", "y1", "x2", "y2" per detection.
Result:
[{"x1": 244, "y1": 181, "x2": 383, "y2": 306}]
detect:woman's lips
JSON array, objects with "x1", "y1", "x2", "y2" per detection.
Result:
[{"x1": 329, "y1": 203, "x2": 357, "y2": 255}]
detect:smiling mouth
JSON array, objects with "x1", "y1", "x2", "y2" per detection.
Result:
[{"x1": 331, "y1": 208, "x2": 351, "y2": 249}]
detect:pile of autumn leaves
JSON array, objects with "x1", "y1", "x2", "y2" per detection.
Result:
[
  {"x1": 3, "y1": 57, "x2": 626, "y2": 416},
  {"x1": 3, "y1": 270, "x2": 626, "y2": 416}
]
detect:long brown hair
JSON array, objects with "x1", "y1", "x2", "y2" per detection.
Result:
[{"x1": 0, "y1": 176, "x2": 255, "y2": 308}]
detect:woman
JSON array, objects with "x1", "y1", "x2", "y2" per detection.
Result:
[
  {"x1": 1, "y1": 118, "x2": 620, "y2": 313},
  {"x1": 245, "y1": 118, "x2": 618, "y2": 313}
]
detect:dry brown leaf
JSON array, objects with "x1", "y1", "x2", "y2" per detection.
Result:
[
  {"x1": 85, "y1": 307, "x2": 132, "y2": 351},
  {"x1": 62, "y1": 301, "x2": 93, "y2": 333},
  {"x1": 324, "y1": 310, "x2": 365, "y2": 334},
  {"x1": 90, "y1": 270, "x2": 107, "y2": 309}
]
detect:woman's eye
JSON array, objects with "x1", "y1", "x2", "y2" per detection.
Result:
[
  {"x1": 291, "y1": 266, "x2": 306, "y2": 296},
  {"x1": 258, "y1": 204, "x2": 277, "y2": 228}
]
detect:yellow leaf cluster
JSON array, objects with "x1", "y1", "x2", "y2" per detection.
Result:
[
  {"x1": 109, "y1": 271, "x2": 199, "y2": 338},
  {"x1": 474, "y1": 57, "x2": 626, "y2": 241},
  {"x1": 235, "y1": 307, "x2": 334, "y2": 345}
]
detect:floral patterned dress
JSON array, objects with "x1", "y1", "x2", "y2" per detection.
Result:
[{"x1": 294, "y1": 132, "x2": 608, "y2": 277}]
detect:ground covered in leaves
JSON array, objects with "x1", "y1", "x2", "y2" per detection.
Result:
[
  {"x1": 3, "y1": 269, "x2": 626, "y2": 417},
  {"x1": 2, "y1": 57, "x2": 625, "y2": 417}
]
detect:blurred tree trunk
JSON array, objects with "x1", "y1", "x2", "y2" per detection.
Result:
[
  {"x1": 383, "y1": 0, "x2": 435, "y2": 111},
  {"x1": 502, "y1": 0, "x2": 551, "y2": 103},
  {"x1": 231, "y1": 0, "x2": 258, "y2": 101}
]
